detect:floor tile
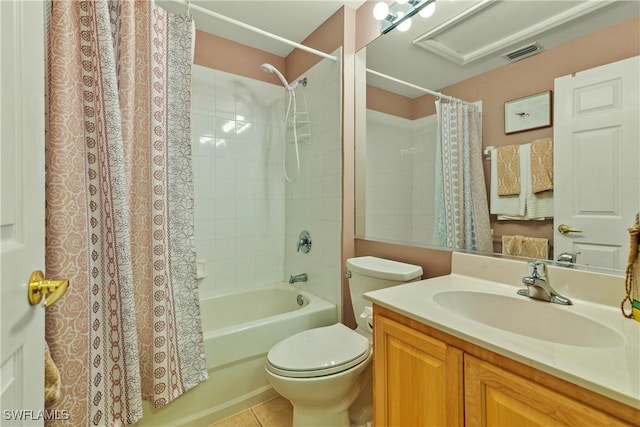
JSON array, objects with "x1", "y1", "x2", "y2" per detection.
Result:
[
  {"x1": 207, "y1": 410, "x2": 261, "y2": 427},
  {"x1": 252, "y1": 397, "x2": 293, "y2": 427}
]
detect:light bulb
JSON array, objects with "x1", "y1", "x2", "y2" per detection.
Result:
[
  {"x1": 373, "y1": 2, "x2": 389, "y2": 20},
  {"x1": 398, "y1": 18, "x2": 412, "y2": 32},
  {"x1": 397, "y1": 13, "x2": 412, "y2": 32},
  {"x1": 419, "y1": 2, "x2": 436, "y2": 18}
]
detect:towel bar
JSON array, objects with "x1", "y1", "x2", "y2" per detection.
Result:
[{"x1": 484, "y1": 145, "x2": 494, "y2": 161}]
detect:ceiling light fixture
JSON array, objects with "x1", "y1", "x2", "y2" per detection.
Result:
[
  {"x1": 373, "y1": 2, "x2": 391, "y2": 20},
  {"x1": 396, "y1": 12, "x2": 412, "y2": 32},
  {"x1": 419, "y1": 2, "x2": 436, "y2": 18},
  {"x1": 373, "y1": 0, "x2": 437, "y2": 35}
]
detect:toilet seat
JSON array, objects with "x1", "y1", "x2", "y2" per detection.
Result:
[{"x1": 266, "y1": 323, "x2": 371, "y2": 378}]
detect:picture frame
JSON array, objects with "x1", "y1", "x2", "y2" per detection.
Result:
[{"x1": 504, "y1": 91, "x2": 552, "y2": 134}]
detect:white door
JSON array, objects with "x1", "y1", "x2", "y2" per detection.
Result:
[
  {"x1": 554, "y1": 56, "x2": 640, "y2": 270},
  {"x1": 1, "y1": 1, "x2": 46, "y2": 425}
]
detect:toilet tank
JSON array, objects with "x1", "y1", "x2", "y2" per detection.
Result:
[{"x1": 346, "y1": 256, "x2": 423, "y2": 335}]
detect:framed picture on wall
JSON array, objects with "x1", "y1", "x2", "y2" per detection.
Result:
[{"x1": 504, "y1": 91, "x2": 552, "y2": 134}]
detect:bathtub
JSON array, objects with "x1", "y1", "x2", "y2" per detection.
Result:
[{"x1": 137, "y1": 284, "x2": 336, "y2": 426}]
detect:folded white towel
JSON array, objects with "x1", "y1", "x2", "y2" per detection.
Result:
[{"x1": 491, "y1": 144, "x2": 553, "y2": 220}]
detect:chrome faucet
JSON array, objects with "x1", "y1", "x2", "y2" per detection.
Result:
[
  {"x1": 289, "y1": 273, "x2": 308, "y2": 284},
  {"x1": 556, "y1": 252, "x2": 579, "y2": 268},
  {"x1": 517, "y1": 260, "x2": 572, "y2": 305}
]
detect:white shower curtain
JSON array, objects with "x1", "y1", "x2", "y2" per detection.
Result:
[{"x1": 433, "y1": 100, "x2": 493, "y2": 252}]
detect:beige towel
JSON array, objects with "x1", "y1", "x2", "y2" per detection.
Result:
[
  {"x1": 502, "y1": 235, "x2": 549, "y2": 259},
  {"x1": 497, "y1": 145, "x2": 521, "y2": 195},
  {"x1": 44, "y1": 342, "x2": 60, "y2": 405},
  {"x1": 491, "y1": 145, "x2": 553, "y2": 220},
  {"x1": 530, "y1": 137, "x2": 553, "y2": 193}
]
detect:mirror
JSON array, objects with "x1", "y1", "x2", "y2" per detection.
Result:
[{"x1": 356, "y1": 0, "x2": 640, "y2": 273}]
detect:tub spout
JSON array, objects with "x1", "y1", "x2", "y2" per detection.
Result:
[{"x1": 289, "y1": 273, "x2": 308, "y2": 284}]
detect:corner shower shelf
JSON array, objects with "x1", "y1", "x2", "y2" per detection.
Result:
[{"x1": 287, "y1": 112, "x2": 311, "y2": 143}]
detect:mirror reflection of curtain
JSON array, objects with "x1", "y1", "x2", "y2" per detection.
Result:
[
  {"x1": 433, "y1": 101, "x2": 492, "y2": 252},
  {"x1": 46, "y1": 1, "x2": 207, "y2": 424}
]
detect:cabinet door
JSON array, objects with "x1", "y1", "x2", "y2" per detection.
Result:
[
  {"x1": 374, "y1": 315, "x2": 463, "y2": 427},
  {"x1": 465, "y1": 355, "x2": 630, "y2": 427}
]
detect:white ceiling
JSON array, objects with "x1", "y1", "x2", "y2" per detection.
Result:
[
  {"x1": 158, "y1": 0, "x2": 367, "y2": 57},
  {"x1": 159, "y1": 0, "x2": 639, "y2": 98},
  {"x1": 367, "y1": 0, "x2": 640, "y2": 97}
]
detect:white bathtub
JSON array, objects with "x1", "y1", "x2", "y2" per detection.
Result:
[{"x1": 137, "y1": 284, "x2": 336, "y2": 426}]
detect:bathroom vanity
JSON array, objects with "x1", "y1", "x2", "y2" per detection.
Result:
[{"x1": 365, "y1": 252, "x2": 640, "y2": 427}]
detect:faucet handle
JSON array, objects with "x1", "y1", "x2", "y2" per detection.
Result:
[
  {"x1": 527, "y1": 260, "x2": 546, "y2": 279},
  {"x1": 296, "y1": 230, "x2": 312, "y2": 253},
  {"x1": 557, "y1": 252, "x2": 579, "y2": 268}
]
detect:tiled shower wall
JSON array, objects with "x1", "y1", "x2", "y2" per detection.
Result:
[
  {"x1": 192, "y1": 65, "x2": 286, "y2": 299},
  {"x1": 284, "y1": 50, "x2": 343, "y2": 311},
  {"x1": 365, "y1": 110, "x2": 437, "y2": 246},
  {"x1": 192, "y1": 53, "x2": 342, "y2": 309},
  {"x1": 365, "y1": 110, "x2": 414, "y2": 242},
  {"x1": 410, "y1": 115, "x2": 438, "y2": 245}
]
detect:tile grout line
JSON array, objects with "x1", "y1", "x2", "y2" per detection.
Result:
[{"x1": 250, "y1": 407, "x2": 265, "y2": 427}]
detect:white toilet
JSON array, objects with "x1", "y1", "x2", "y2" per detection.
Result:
[{"x1": 265, "y1": 256, "x2": 423, "y2": 427}]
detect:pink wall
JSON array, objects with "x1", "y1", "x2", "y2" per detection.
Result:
[
  {"x1": 355, "y1": 0, "x2": 389, "y2": 51},
  {"x1": 355, "y1": 238, "x2": 452, "y2": 280},
  {"x1": 285, "y1": 8, "x2": 345, "y2": 80},
  {"x1": 367, "y1": 85, "x2": 413, "y2": 119},
  {"x1": 194, "y1": 30, "x2": 286, "y2": 85},
  {"x1": 341, "y1": 7, "x2": 358, "y2": 328},
  {"x1": 360, "y1": 16, "x2": 640, "y2": 263},
  {"x1": 194, "y1": 6, "x2": 347, "y2": 87}
]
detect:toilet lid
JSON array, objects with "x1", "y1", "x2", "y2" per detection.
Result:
[{"x1": 266, "y1": 323, "x2": 370, "y2": 378}]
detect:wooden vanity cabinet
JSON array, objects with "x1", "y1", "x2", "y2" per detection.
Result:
[
  {"x1": 465, "y1": 355, "x2": 630, "y2": 427},
  {"x1": 373, "y1": 305, "x2": 639, "y2": 427},
  {"x1": 373, "y1": 312, "x2": 464, "y2": 427}
]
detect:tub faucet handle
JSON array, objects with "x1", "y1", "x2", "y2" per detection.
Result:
[
  {"x1": 297, "y1": 230, "x2": 312, "y2": 253},
  {"x1": 289, "y1": 273, "x2": 308, "y2": 284}
]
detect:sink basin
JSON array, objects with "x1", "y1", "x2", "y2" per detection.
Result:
[{"x1": 433, "y1": 290, "x2": 624, "y2": 348}]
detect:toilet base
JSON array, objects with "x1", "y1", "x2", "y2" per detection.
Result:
[
  {"x1": 265, "y1": 351, "x2": 372, "y2": 427},
  {"x1": 349, "y1": 362, "x2": 373, "y2": 426},
  {"x1": 291, "y1": 400, "x2": 353, "y2": 427}
]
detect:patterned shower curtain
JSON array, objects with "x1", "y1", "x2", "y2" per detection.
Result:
[
  {"x1": 433, "y1": 100, "x2": 493, "y2": 252},
  {"x1": 45, "y1": 1, "x2": 207, "y2": 425}
]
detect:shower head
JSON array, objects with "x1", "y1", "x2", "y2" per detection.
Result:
[{"x1": 260, "y1": 63, "x2": 292, "y2": 91}]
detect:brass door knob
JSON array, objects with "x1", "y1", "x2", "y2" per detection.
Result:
[
  {"x1": 28, "y1": 271, "x2": 69, "y2": 308},
  {"x1": 557, "y1": 224, "x2": 582, "y2": 235}
]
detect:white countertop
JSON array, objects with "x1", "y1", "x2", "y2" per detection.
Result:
[{"x1": 365, "y1": 272, "x2": 640, "y2": 408}]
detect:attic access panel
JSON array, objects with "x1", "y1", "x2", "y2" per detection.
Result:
[{"x1": 412, "y1": 0, "x2": 609, "y2": 66}]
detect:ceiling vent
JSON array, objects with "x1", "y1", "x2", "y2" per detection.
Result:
[{"x1": 503, "y1": 43, "x2": 543, "y2": 62}]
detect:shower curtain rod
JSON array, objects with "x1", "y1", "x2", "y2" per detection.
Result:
[
  {"x1": 366, "y1": 68, "x2": 472, "y2": 106},
  {"x1": 169, "y1": 0, "x2": 338, "y2": 62}
]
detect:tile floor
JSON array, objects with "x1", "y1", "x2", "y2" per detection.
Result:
[{"x1": 208, "y1": 397, "x2": 293, "y2": 427}]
